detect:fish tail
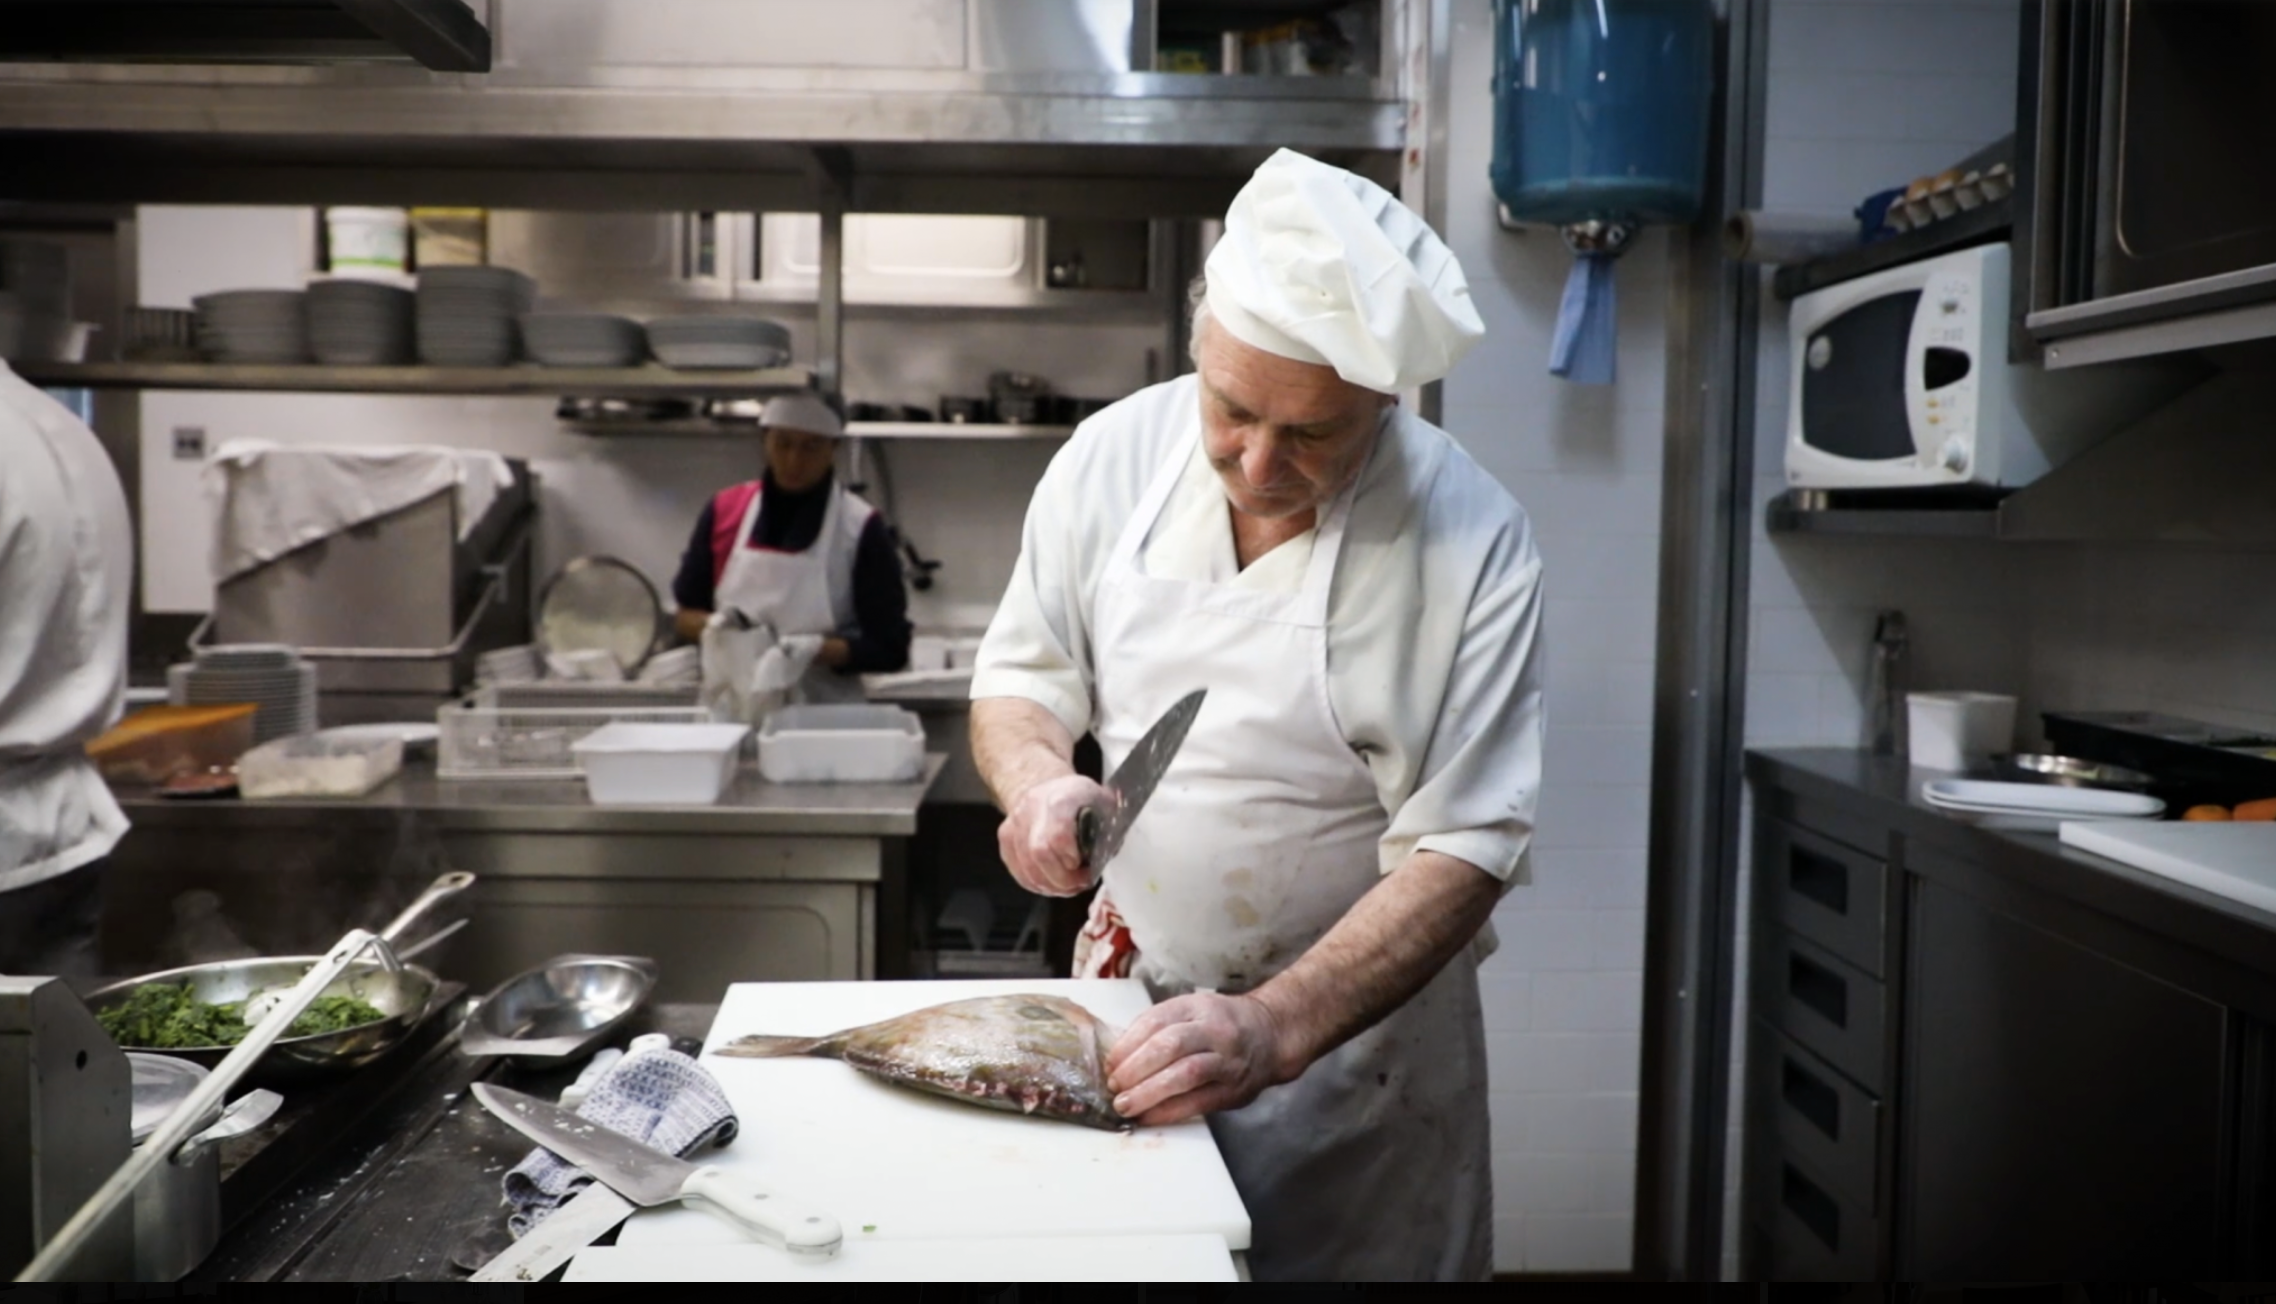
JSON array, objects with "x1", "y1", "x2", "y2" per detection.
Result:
[{"x1": 715, "y1": 1033, "x2": 834, "y2": 1059}]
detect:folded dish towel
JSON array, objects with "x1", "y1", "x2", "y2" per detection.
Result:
[{"x1": 501, "y1": 1045, "x2": 738, "y2": 1237}]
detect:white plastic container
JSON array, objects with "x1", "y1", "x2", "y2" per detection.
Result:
[
  {"x1": 572, "y1": 721, "x2": 750, "y2": 805},
  {"x1": 1906, "y1": 691, "x2": 2017, "y2": 772},
  {"x1": 326, "y1": 207, "x2": 410, "y2": 279},
  {"x1": 758, "y1": 705, "x2": 924, "y2": 784}
]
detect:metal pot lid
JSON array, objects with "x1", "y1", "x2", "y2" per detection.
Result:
[
  {"x1": 537, "y1": 556, "x2": 664, "y2": 677},
  {"x1": 128, "y1": 1052, "x2": 213, "y2": 1144}
]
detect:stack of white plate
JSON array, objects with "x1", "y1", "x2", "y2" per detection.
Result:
[
  {"x1": 193, "y1": 290, "x2": 309, "y2": 364},
  {"x1": 1919, "y1": 778, "x2": 2165, "y2": 833},
  {"x1": 475, "y1": 643, "x2": 543, "y2": 686},
  {"x1": 416, "y1": 267, "x2": 536, "y2": 367},
  {"x1": 645, "y1": 316, "x2": 792, "y2": 370},
  {"x1": 307, "y1": 280, "x2": 415, "y2": 365},
  {"x1": 519, "y1": 312, "x2": 647, "y2": 368},
  {"x1": 169, "y1": 645, "x2": 318, "y2": 744}
]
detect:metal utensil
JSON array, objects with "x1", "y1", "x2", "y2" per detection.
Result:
[
  {"x1": 472, "y1": 1083, "x2": 842, "y2": 1259},
  {"x1": 1991, "y1": 752, "x2": 2155, "y2": 791},
  {"x1": 538, "y1": 556, "x2": 665, "y2": 677},
  {"x1": 457, "y1": 955, "x2": 658, "y2": 1062},
  {"x1": 1076, "y1": 689, "x2": 1205, "y2": 876},
  {"x1": 19, "y1": 928, "x2": 396, "y2": 1280},
  {"x1": 83, "y1": 871, "x2": 475, "y2": 1082}
]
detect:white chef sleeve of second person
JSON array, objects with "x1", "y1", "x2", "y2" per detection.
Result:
[{"x1": 1331, "y1": 418, "x2": 1544, "y2": 887}]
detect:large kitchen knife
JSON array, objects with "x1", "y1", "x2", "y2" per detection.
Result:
[
  {"x1": 1075, "y1": 688, "x2": 1205, "y2": 876},
  {"x1": 472, "y1": 1083, "x2": 842, "y2": 1260}
]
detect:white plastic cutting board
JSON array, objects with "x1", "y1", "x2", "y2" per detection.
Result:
[
  {"x1": 564, "y1": 1234, "x2": 1240, "y2": 1283},
  {"x1": 607, "y1": 979, "x2": 1251, "y2": 1259},
  {"x1": 2059, "y1": 822, "x2": 2276, "y2": 916}
]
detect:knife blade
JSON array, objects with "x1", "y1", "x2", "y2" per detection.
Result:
[
  {"x1": 472, "y1": 1083, "x2": 842, "y2": 1259},
  {"x1": 468, "y1": 1184, "x2": 638, "y2": 1282},
  {"x1": 1076, "y1": 688, "x2": 1205, "y2": 874}
]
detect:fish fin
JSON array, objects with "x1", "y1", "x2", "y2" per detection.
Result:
[{"x1": 715, "y1": 1033, "x2": 831, "y2": 1059}]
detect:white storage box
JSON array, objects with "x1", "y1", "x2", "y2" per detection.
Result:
[
  {"x1": 571, "y1": 722, "x2": 751, "y2": 805},
  {"x1": 759, "y1": 705, "x2": 924, "y2": 784}
]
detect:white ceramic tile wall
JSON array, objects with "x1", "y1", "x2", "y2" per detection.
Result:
[
  {"x1": 1441, "y1": 0, "x2": 1669, "y2": 1271},
  {"x1": 131, "y1": 207, "x2": 1156, "y2": 630},
  {"x1": 1732, "y1": 0, "x2": 2024, "y2": 1277}
]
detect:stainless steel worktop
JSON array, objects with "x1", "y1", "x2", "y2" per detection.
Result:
[{"x1": 110, "y1": 755, "x2": 945, "y2": 838}]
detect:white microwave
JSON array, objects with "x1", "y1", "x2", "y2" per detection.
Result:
[{"x1": 1785, "y1": 243, "x2": 2181, "y2": 490}]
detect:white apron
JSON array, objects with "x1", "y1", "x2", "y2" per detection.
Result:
[
  {"x1": 1085, "y1": 428, "x2": 1492, "y2": 1282},
  {"x1": 709, "y1": 481, "x2": 868, "y2": 706}
]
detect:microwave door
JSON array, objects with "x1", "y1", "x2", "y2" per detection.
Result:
[{"x1": 1792, "y1": 290, "x2": 1924, "y2": 482}]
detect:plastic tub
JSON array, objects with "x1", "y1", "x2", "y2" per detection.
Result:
[
  {"x1": 237, "y1": 730, "x2": 405, "y2": 798},
  {"x1": 326, "y1": 207, "x2": 409, "y2": 279},
  {"x1": 572, "y1": 721, "x2": 751, "y2": 805},
  {"x1": 758, "y1": 705, "x2": 924, "y2": 784},
  {"x1": 1907, "y1": 691, "x2": 2017, "y2": 772}
]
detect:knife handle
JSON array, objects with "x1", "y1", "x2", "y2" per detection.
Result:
[{"x1": 681, "y1": 1165, "x2": 843, "y2": 1260}]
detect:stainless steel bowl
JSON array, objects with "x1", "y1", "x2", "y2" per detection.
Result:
[
  {"x1": 1991, "y1": 752, "x2": 2155, "y2": 791},
  {"x1": 458, "y1": 954, "x2": 658, "y2": 1062}
]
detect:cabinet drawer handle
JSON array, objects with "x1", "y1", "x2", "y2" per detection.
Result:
[
  {"x1": 1781, "y1": 1161, "x2": 1842, "y2": 1251},
  {"x1": 1788, "y1": 949, "x2": 1848, "y2": 1028},
  {"x1": 1781, "y1": 1052, "x2": 1842, "y2": 1141},
  {"x1": 1789, "y1": 846, "x2": 1849, "y2": 914}
]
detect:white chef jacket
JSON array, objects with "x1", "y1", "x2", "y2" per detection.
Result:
[
  {"x1": 973, "y1": 373, "x2": 1544, "y2": 884},
  {"x1": 0, "y1": 363, "x2": 132, "y2": 894}
]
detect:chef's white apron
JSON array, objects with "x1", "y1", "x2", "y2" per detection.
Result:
[
  {"x1": 710, "y1": 481, "x2": 869, "y2": 705},
  {"x1": 1087, "y1": 428, "x2": 1492, "y2": 1282}
]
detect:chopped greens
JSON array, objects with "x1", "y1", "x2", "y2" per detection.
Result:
[{"x1": 96, "y1": 981, "x2": 387, "y2": 1049}]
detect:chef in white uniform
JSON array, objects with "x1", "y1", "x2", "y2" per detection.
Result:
[
  {"x1": 969, "y1": 149, "x2": 1544, "y2": 1281},
  {"x1": 0, "y1": 362, "x2": 133, "y2": 977},
  {"x1": 673, "y1": 392, "x2": 912, "y2": 713}
]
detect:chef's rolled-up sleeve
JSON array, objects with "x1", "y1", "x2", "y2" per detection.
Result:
[
  {"x1": 1397, "y1": 529, "x2": 1543, "y2": 884},
  {"x1": 971, "y1": 439, "x2": 1099, "y2": 739}
]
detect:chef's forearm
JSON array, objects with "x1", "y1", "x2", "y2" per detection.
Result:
[
  {"x1": 1248, "y1": 849, "x2": 1501, "y2": 1081},
  {"x1": 970, "y1": 696, "x2": 1079, "y2": 811},
  {"x1": 673, "y1": 608, "x2": 710, "y2": 643}
]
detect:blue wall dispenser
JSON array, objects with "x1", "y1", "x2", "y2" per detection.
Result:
[{"x1": 1491, "y1": 0, "x2": 1714, "y2": 384}]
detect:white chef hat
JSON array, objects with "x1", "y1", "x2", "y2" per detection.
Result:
[
  {"x1": 1204, "y1": 148, "x2": 1485, "y2": 393},
  {"x1": 760, "y1": 391, "x2": 844, "y2": 438}
]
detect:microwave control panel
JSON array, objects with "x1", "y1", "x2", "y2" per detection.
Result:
[{"x1": 1911, "y1": 267, "x2": 1983, "y2": 478}]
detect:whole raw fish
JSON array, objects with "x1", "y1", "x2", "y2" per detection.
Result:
[{"x1": 716, "y1": 994, "x2": 1130, "y2": 1131}]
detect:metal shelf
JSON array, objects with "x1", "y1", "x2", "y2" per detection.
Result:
[
  {"x1": 1771, "y1": 198, "x2": 2012, "y2": 303},
  {"x1": 14, "y1": 360, "x2": 815, "y2": 400},
  {"x1": 1765, "y1": 490, "x2": 2002, "y2": 538},
  {"x1": 847, "y1": 422, "x2": 1073, "y2": 440},
  {"x1": 560, "y1": 419, "x2": 1074, "y2": 440}
]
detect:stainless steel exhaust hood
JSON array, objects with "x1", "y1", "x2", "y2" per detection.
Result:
[{"x1": 0, "y1": 0, "x2": 491, "y2": 72}]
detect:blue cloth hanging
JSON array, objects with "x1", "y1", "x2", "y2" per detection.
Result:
[{"x1": 1549, "y1": 252, "x2": 1618, "y2": 385}]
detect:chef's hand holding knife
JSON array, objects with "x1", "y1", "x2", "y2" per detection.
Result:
[{"x1": 997, "y1": 774, "x2": 1116, "y2": 897}]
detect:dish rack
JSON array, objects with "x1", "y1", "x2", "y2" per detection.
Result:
[{"x1": 437, "y1": 684, "x2": 707, "y2": 780}]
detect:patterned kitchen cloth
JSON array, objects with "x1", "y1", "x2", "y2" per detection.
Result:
[{"x1": 500, "y1": 1047, "x2": 740, "y2": 1236}]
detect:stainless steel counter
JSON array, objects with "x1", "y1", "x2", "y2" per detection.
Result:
[
  {"x1": 99, "y1": 757, "x2": 943, "y2": 1001},
  {"x1": 111, "y1": 755, "x2": 944, "y2": 837}
]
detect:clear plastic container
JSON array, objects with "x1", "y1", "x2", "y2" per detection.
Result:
[
  {"x1": 236, "y1": 730, "x2": 406, "y2": 799},
  {"x1": 758, "y1": 705, "x2": 925, "y2": 784},
  {"x1": 571, "y1": 722, "x2": 751, "y2": 805}
]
